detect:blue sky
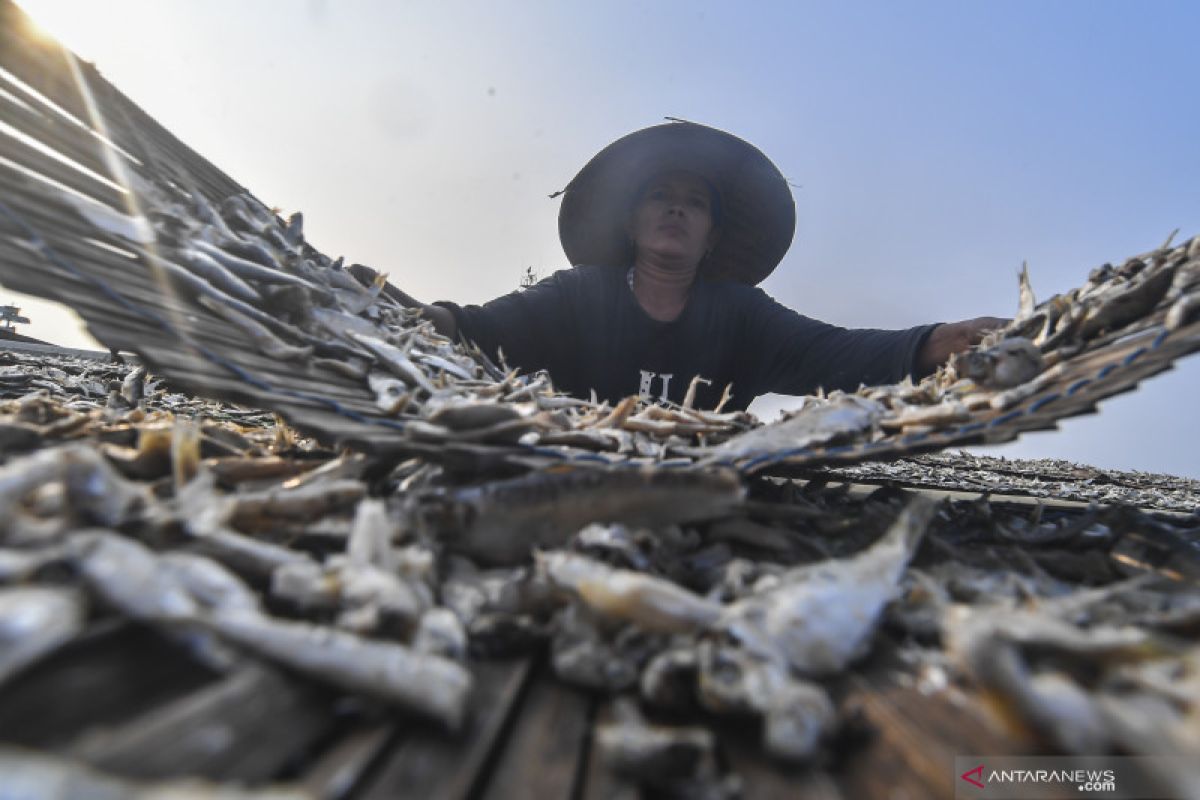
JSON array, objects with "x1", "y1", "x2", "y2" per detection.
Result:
[{"x1": 9, "y1": 0, "x2": 1200, "y2": 476}]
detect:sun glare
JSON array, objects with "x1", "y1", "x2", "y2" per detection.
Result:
[{"x1": 16, "y1": 0, "x2": 137, "y2": 62}]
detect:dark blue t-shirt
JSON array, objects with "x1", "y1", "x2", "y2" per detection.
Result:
[{"x1": 438, "y1": 265, "x2": 937, "y2": 412}]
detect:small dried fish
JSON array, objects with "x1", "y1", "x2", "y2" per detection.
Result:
[
  {"x1": 640, "y1": 646, "x2": 698, "y2": 710},
  {"x1": 160, "y1": 551, "x2": 262, "y2": 615},
  {"x1": 952, "y1": 337, "x2": 1045, "y2": 389},
  {"x1": 166, "y1": 246, "x2": 263, "y2": 304},
  {"x1": 551, "y1": 607, "x2": 660, "y2": 691},
  {"x1": 179, "y1": 475, "x2": 316, "y2": 579},
  {"x1": 346, "y1": 498, "x2": 399, "y2": 570},
  {"x1": 1017, "y1": 261, "x2": 1037, "y2": 321},
  {"x1": 432, "y1": 465, "x2": 744, "y2": 565},
  {"x1": 598, "y1": 699, "x2": 715, "y2": 783},
  {"x1": 539, "y1": 551, "x2": 722, "y2": 634},
  {"x1": 411, "y1": 351, "x2": 477, "y2": 381},
  {"x1": 193, "y1": 237, "x2": 322, "y2": 290},
  {"x1": 68, "y1": 530, "x2": 199, "y2": 623},
  {"x1": 695, "y1": 640, "x2": 836, "y2": 762},
  {"x1": 0, "y1": 586, "x2": 86, "y2": 685},
  {"x1": 367, "y1": 371, "x2": 411, "y2": 415},
  {"x1": 0, "y1": 545, "x2": 69, "y2": 584},
  {"x1": 227, "y1": 480, "x2": 366, "y2": 528},
  {"x1": 120, "y1": 364, "x2": 147, "y2": 407},
  {"x1": 0, "y1": 745, "x2": 312, "y2": 799},
  {"x1": 721, "y1": 497, "x2": 935, "y2": 676},
  {"x1": 412, "y1": 607, "x2": 468, "y2": 661},
  {"x1": 207, "y1": 609, "x2": 472, "y2": 729},
  {"x1": 700, "y1": 395, "x2": 881, "y2": 464},
  {"x1": 350, "y1": 333, "x2": 436, "y2": 394},
  {"x1": 198, "y1": 294, "x2": 314, "y2": 363}
]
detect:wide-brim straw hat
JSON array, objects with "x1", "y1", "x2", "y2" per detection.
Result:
[{"x1": 557, "y1": 120, "x2": 795, "y2": 286}]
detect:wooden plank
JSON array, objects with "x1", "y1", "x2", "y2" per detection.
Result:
[
  {"x1": 297, "y1": 722, "x2": 395, "y2": 800},
  {"x1": 0, "y1": 621, "x2": 217, "y2": 748},
  {"x1": 480, "y1": 666, "x2": 593, "y2": 800},
  {"x1": 67, "y1": 664, "x2": 333, "y2": 783},
  {"x1": 357, "y1": 657, "x2": 534, "y2": 800},
  {"x1": 834, "y1": 655, "x2": 1028, "y2": 800}
]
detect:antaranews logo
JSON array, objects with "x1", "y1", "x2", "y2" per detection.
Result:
[
  {"x1": 958, "y1": 763, "x2": 1117, "y2": 795},
  {"x1": 953, "y1": 755, "x2": 1186, "y2": 799},
  {"x1": 961, "y1": 764, "x2": 985, "y2": 789}
]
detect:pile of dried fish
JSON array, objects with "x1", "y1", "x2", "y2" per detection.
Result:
[
  {"x1": 812, "y1": 451, "x2": 1200, "y2": 514},
  {"x1": 1, "y1": 346, "x2": 278, "y2": 421},
  {"x1": 2, "y1": 380, "x2": 1199, "y2": 795},
  {"x1": 3, "y1": 162, "x2": 1200, "y2": 800}
]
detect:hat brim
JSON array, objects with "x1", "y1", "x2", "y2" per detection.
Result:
[{"x1": 558, "y1": 122, "x2": 795, "y2": 285}]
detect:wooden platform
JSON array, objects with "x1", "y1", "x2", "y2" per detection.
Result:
[{"x1": 0, "y1": 618, "x2": 1033, "y2": 799}]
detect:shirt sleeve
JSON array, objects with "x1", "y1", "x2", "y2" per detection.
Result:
[
  {"x1": 433, "y1": 271, "x2": 573, "y2": 373},
  {"x1": 740, "y1": 288, "x2": 940, "y2": 396}
]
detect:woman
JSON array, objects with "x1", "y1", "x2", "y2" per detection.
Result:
[{"x1": 415, "y1": 122, "x2": 1001, "y2": 411}]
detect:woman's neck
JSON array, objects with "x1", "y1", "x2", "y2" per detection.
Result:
[{"x1": 631, "y1": 253, "x2": 697, "y2": 322}]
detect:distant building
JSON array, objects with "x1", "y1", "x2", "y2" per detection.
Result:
[{"x1": 0, "y1": 303, "x2": 51, "y2": 345}]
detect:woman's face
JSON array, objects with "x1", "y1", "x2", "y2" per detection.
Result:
[{"x1": 628, "y1": 171, "x2": 718, "y2": 268}]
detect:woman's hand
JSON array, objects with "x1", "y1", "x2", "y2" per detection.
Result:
[
  {"x1": 916, "y1": 316, "x2": 1009, "y2": 375},
  {"x1": 348, "y1": 264, "x2": 458, "y2": 338},
  {"x1": 386, "y1": 286, "x2": 458, "y2": 338}
]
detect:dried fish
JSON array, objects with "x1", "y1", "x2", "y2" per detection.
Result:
[
  {"x1": 539, "y1": 551, "x2": 722, "y2": 634},
  {"x1": 367, "y1": 370, "x2": 410, "y2": 415},
  {"x1": 166, "y1": 246, "x2": 263, "y2": 304},
  {"x1": 336, "y1": 564, "x2": 428, "y2": 637},
  {"x1": 160, "y1": 551, "x2": 262, "y2": 615},
  {"x1": 0, "y1": 444, "x2": 149, "y2": 540},
  {"x1": 412, "y1": 607, "x2": 468, "y2": 661},
  {"x1": 598, "y1": 699, "x2": 715, "y2": 783},
  {"x1": 349, "y1": 333, "x2": 436, "y2": 394},
  {"x1": 179, "y1": 475, "x2": 317, "y2": 579},
  {"x1": 721, "y1": 497, "x2": 935, "y2": 676},
  {"x1": 0, "y1": 586, "x2": 85, "y2": 685},
  {"x1": 206, "y1": 609, "x2": 471, "y2": 729},
  {"x1": 120, "y1": 364, "x2": 147, "y2": 407},
  {"x1": 639, "y1": 646, "x2": 698, "y2": 710},
  {"x1": 1017, "y1": 261, "x2": 1037, "y2": 320},
  {"x1": 197, "y1": 294, "x2": 314, "y2": 363},
  {"x1": 952, "y1": 337, "x2": 1044, "y2": 389},
  {"x1": 193, "y1": 237, "x2": 321, "y2": 290},
  {"x1": 227, "y1": 480, "x2": 366, "y2": 529},
  {"x1": 67, "y1": 530, "x2": 199, "y2": 623},
  {"x1": 431, "y1": 465, "x2": 744, "y2": 565},
  {"x1": 700, "y1": 395, "x2": 881, "y2": 464},
  {"x1": 346, "y1": 498, "x2": 399, "y2": 570},
  {"x1": 551, "y1": 607, "x2": 661, "y2": 691},
  {"x1": 695, "y1": 640, "x2": 836, "y2": 762},
  {"x1": 0, "y1": 746, "x2": 312, "y2": 799},
  {"x1": 0, "y1": 545, "x2": 69, "y2": 584}
]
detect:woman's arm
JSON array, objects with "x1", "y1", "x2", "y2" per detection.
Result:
[{"x1": 740, "y1": 288, "x2": 1005, "y2": 395}]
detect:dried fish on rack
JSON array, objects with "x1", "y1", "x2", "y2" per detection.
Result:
[{"x1": 1, "y1": 7, "x2": 1200, "y2": 795}]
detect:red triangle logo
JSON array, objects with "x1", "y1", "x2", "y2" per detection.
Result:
[{"x1": 961, "y1": 764, "x2": 986, "y2": 788}]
